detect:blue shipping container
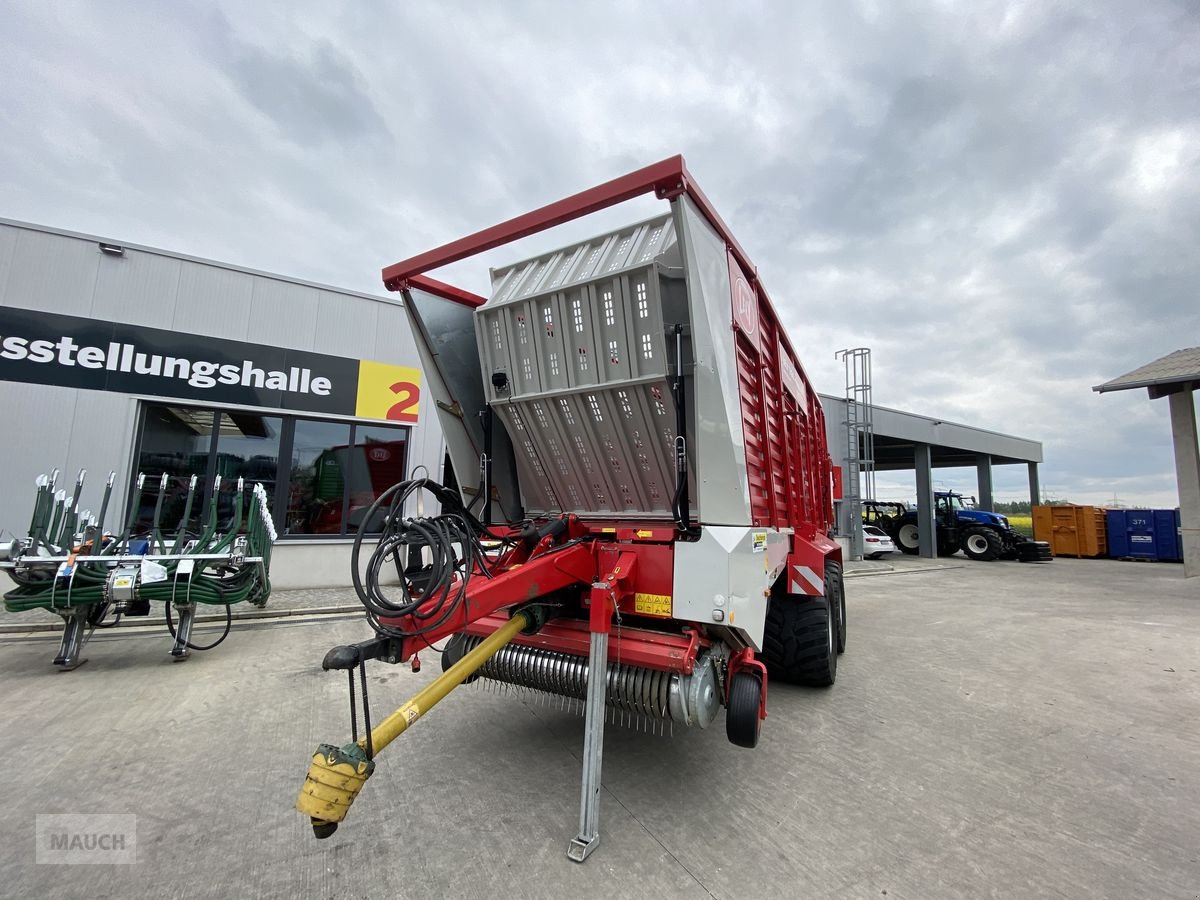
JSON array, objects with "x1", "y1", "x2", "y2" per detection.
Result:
[{"x1": 1105, "y1": 508, "x2": 1183, "y2": 562}]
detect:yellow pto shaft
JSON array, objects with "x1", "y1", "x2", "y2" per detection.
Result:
[{"x1": 296, "y1": 610, "x2": 531, "y2": 837}]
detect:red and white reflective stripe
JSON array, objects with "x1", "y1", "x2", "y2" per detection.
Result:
[{"x1": 789, "y1": 564, "x2": 824, "y2": 596}]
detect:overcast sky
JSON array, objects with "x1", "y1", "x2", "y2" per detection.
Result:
[{"x1": 2, "y1": 0, "x2": 1197, "y2": 506}]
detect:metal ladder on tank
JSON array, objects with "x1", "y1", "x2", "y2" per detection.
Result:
[{"x1": 835, "y1": 348, "x2": 876, "y2": 560}]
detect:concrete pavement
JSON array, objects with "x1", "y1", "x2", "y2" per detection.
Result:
[{"x1": 0, "y1": 557, "x2": 1197, "y2": 898}]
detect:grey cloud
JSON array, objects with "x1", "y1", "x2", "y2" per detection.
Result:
[
  {"x1": 1, "y1": 0, "x2": 1196, "y2": 506},
  {"x1": 206, "y1": 13, "x2": 390, "y2": 147}
]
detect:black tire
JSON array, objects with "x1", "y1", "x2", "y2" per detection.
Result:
[
  {"x1": 441, "y1": 632, "x2": 482, "y2": 684},
  {"x1": 1016, "y1": 539, "x2": 1053, "y2": 562},
  {"x1": 827, "y1": 561, "x2": 846, "y2": 654},
  {"x1": 726, "y1": 671, "x2": 763, "y2": 748},
  {"x1": 895, "y1": 522, "x2": 920, "y2": 555},
  {"x1": 961, "y1": 527, "x2": 1002, "y2": 561},
  {"x1": 761, "y1": 589, "x2": 837, "y2": 686}
]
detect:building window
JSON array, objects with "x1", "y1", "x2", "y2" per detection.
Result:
[
  {"x1": 349, "y1": 425, "x2": 409, "y2": 533},
  {"x1": 135, "y1": 406, "x2": 216, "y2": 534},
  {"x1": 213, "y1": 412, "x2": 282, "y2": 533},
  {"x1": 132, "y1": 402, "x2": 410, "y2": 539},
  {"x1": 286, "y1": 419, "x2": 352, "y2": 536}
]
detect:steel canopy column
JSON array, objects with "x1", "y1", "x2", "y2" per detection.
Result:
[
  {"x1": 976, "y1": 455, "x2": 994, "y2": 511},
  {"x1": 1168, "y1": 391, "x2": 1200, "y2": 578},
  {"x1": 1028, "y1": 463, "x2": 1041, "y2": 508},
  {"x1": 914, "y1": 443, "x2": 936, "y2": 559}
]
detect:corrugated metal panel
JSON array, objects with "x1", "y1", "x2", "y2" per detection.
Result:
[
  {"x1": 246, "y1": 278, "x2": 320, "y2": 350},
  {"x1": 171, "y1": 262, "x2": 254, "y2": 339},
  {"x1": 478, "y1": 219, "x2": 679, "y2": 518},
  {"x1": 2, "y1": 229, "x2": 101, "y2": 315},
  {"x1": 0, "y1": 382, "x2": 87, "y2": 535},
  {"x1": 0, "y1": 384, "x2": 138, "y2": 543},
  {"x1": 0, "y1": 225, "x2": 19, "y2": 300},
  {"x1": 313, "y1": 290, "x2": 380, "y2": 359},
  {"x1": 92, "y1": 250, "x2": 183, "y2": 329},
  {"x1": 736, "y1": 334, "x2": 771, "y2": 524},
  {"x1": 373, "y1": 303, "x2": 419, "y2": 366},
  {"x1": 1160, "y1": 509, "x2": 1183, "y2": 561},
  {"x1": 62, "y1": 391, "x2": 139, "y2": 527},
  {"x1": 489, "y1": 216, "x2": 675, "y2": 301}
]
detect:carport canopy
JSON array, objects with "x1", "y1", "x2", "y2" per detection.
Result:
[
  {"x1": 1094, "y1": 347, "x2": 1200, "y2": 578},
  {"x1": 820, "y1": 394, "x2": 1044, "y2": 560}
]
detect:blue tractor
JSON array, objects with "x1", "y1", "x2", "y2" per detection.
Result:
[{"x1": 886, "y1": 492, "x2": 1051, "y2": 562}]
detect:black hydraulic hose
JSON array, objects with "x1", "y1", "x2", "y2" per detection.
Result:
[
  {"x1": 350, "y1": 478, "x2": 514, "y2": 640},
  {"x1": 351, "y1": 482, "x2": 453, "y2": 618},
  {"x1": 165, "y1": 601, "x2": 232, "y2": 651},
  {"x1": 86, "y1": 599, "x2": 121, "y2": 629}
]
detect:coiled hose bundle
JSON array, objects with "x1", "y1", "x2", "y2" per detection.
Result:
[{"x1": 350, "y1": 478, "x2": 513, "y2": 642}]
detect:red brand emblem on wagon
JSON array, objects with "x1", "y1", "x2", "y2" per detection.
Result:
[{"x1": 368, "y1": 447, "x2": 391, "y2": 462}]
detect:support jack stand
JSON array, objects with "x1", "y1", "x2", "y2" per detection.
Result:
[
  {"x1": 567, "y1": 628, "x2": 608, "y2": 862},
  {"x1": 568, "y1": 556, "x2": 634, "y2": 862},
  {"x1": 169, "y1": 603, "x2": 196, "y2": 660},
  {"x1": 53, "y1": 607, "x2": 89, "y2": 671}
]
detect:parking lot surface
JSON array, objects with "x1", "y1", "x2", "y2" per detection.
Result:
[{"x1": 1, "y1": 557, "x2": 1196, "y2": 899}]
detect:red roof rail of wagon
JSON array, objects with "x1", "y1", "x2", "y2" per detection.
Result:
[{"x1": 383, "y1": 154, "x2": 815, "y2": 387}]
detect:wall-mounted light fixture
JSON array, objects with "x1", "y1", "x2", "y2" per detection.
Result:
[{"x1": 98, "y1": 243, "x2": 124, "y2": 257}]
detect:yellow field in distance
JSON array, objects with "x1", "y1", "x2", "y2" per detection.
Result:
[{"x1": 1007, "y1": 514, "x2": 1033, "y2": 536}]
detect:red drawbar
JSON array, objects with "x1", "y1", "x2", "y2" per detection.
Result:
[
  {"x1": 463, "y1": 614, "x2": 705, "y2": 675},
  {"x1": 377, "y1": 541, "x2": 597, "y2": 662}
]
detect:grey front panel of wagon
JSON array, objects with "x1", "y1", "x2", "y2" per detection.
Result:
[{"x1": 478, "y1": 216, "x2": 682, "y2": 517}]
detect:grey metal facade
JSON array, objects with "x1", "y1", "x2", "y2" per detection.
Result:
[{"x1": 0, "y1": 219, "x2": 443, "y2": 587}]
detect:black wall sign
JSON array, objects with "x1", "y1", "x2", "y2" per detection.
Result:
[{"x1": 0, "y1": 306, "x2": 367, "y2": 416}]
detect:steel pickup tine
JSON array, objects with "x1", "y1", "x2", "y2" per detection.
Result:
[{"x1": 94, "y1": 471, "x2": 115, "y2": 536}]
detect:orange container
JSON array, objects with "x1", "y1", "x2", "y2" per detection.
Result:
[{"x1": 1032, "y1": 505, "x2": 1107, "y2": 558}]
